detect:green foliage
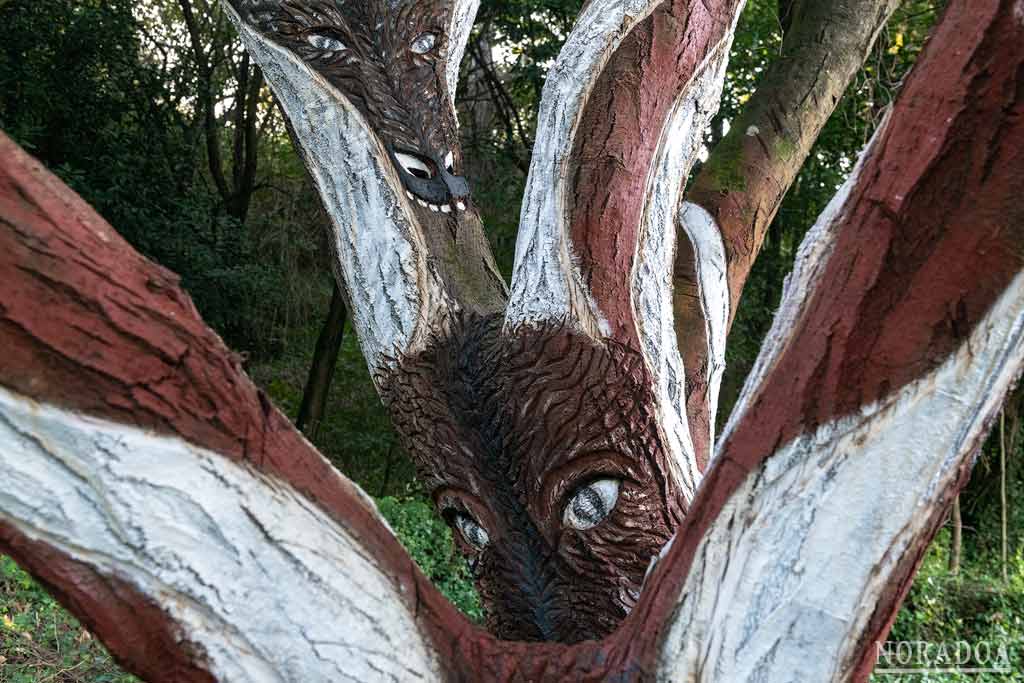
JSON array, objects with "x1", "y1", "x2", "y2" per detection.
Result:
[
  {"x1": 869, "y1": 532, "x2": 1024, "y2": 682},
  {"x1": 376, "y1": 498, "x2": 484, "y2": 622},
  {"x1": 0, "y1": 556, "x2": 138, "y2": 682}
]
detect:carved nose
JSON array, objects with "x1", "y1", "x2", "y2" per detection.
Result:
[
  {"x1": 429, "y1": 150, "x2": 469, "y2": 200},
  {"x1": 438, "y1": 165, "x2": 469, "y2": 199}
]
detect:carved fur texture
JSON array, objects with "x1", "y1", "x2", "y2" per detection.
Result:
[
  {"x1": 382, "y1": 317, "x2": 686, "y2": 642},
  {"x1": 232, "y1": 0, "x2": 470, "y2": 208}
]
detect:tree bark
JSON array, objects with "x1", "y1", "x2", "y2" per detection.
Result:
[
  {"x1": 949, "y1": 495, "x2": 962, "y2": 575},
  {"x1": 676, "y1": 0, "x2": 901, "y2": 465},
  {"x1": 295, "y1": 281, "x2": 347, "y2": 441},
  {"x1": 1, "y1": 0, "x2": 1022, "y2": 677}
]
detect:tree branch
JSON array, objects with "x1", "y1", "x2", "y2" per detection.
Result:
[{"x1": 676, "y1": 0, "x2": 902, "y2": 466}]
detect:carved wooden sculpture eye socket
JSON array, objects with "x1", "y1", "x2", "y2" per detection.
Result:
[
  {"x1": 453, "y1": 513, "x2": 489, "y2": 550},
  {"x1": 411, "y1": 32, "x2": 437, "y2": 55},
  {"x1": 395, "y1": 152, "x2": 435, "y2": 180},
  {"x1": 563, "y1": 478, "x2": 620, "y2": 531},
  {"x1": 305, "y1": 29, "x2": 347, "y2": 54}
]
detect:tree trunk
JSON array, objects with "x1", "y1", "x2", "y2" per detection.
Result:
[
  {"x1": 295, "y1": 281, "x2": 347, "y2": 441},
  {"x1": 676, "y1": 0, "x2": 902, "y2": 464},
  {"x1": 949, "y1": 495, "x2": 962, "y2": 575},
  {"x1": 1, "y1": 0, "x2": 1022, "y2": 678}
]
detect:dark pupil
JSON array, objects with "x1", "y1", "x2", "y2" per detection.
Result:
[
  {"x1": 572, "y1": 487, "x2": 606, "y2": 525},
  {"x1": 409, "y1": 167, "x2": 430, "y2": 179}
]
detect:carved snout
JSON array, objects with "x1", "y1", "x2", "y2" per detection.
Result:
[{"x1": 390, "y1": 147, "x2": 471, "y2": 213}]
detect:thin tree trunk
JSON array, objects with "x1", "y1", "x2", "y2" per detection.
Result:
[
  {"x1": 677, "y1": 0, "x2": 902, "y2": 465},
  {"x1": 296, "y1": 281, "x2": 347, "y2": 441},
  {"x1": 949, "y1": 495, "x2": 961, "y2": 575},
  {"x1": 1001, "y1": 410, "x2": 1008, "y2": 584}
]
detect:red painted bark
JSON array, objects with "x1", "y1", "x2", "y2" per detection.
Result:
[
  {"x1": 0, "y1": 523, "x2": 217, "y2": 683},
  {"x1": 568, "y1": 0, "x2": 739, "y2": 348},
  {"x1": 634, "y1": 0, "x2": 1024, "y2": 675}
]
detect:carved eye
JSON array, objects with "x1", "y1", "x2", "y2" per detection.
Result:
[
  {"x1": 395, "y1": 152, "x2": 434, "y2": 179},
  {"x1": 410, "y1": 32, "x2": 437, "y2": 55},
  {"x1": 454, "y1": 513, "x2": 489, "y2": 550},
  {"x1": 306, "y1": 31, "x2": 347, "y2": 52},
  {"x1": 563, "y1": 479, "x2": 620, "y2": 531}
]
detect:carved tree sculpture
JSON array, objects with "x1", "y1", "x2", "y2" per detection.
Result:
[{"x1": 0, "y1": 0, "x2": 1022, "y2": 680}]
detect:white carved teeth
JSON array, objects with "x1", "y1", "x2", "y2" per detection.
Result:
[
  {"x1": 456, "y1": 201, "x2": 467, "y2": 211},
  {"x1": 429, "y1": 204, "x2": 439, "y2": 212},
  {"x1": 441, "y1": 205, "x2": 451, "y2": 213},
  {"x1": 406, "y1": 191, "x2": 415, "y2": 200},
  {"x1": 417, "y1": 198, "x2": 428, "y2": 208}
]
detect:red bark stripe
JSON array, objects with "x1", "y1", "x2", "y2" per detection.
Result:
[
  {"x1": 0, "y1": 523, "x2": 217, "y2": 683},
  {"x1": 567, "y1": 0, "x2": 737, "y2": 347},
  {"x1": 726, "y1": 0, "x2": 1024, "y2": 457},
  {"x1": 623, "y1": 0, "x2": 1024, "y2": 671}
]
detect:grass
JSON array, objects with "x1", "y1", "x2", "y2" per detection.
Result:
[{"x1": 0, "y1": 556, "x2": 137, "y2": 683}]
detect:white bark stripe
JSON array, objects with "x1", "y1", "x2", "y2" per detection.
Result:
[
  {"x1": 631, "y1": 29, "x2": 735, "y2": 502},
  {"x1": 0, "y1": 386, "x2": 439, "y2": 682},
  {"x1": 504, "y1": 0, "x2": 661, "y2": 335},
  {"x1": 656, "y1": 272, "x2": 1024, "y2": 681},
  {"x1": 718, "y1": 114, "x2": 884, "y2": 448},
  {"x1": 226, "y1": 5, "x2": 447, "y2": 375},
  {"x1": 677, "y1": 203, "x2": 729, "y2": 443},
  {"x1": 446, "y1": 0, "x2": 481, "y2": 104}
]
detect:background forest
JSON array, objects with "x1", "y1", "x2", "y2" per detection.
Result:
[{"x1": 0, "y1": 0, "x2": 1021, "y2": 680}]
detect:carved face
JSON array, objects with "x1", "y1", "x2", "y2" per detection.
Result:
[
  {"x1": 234, "y1": 0, "x2": 471, "y2": 212},
  {"x1": 384, "y1": 318, "x2": 686, "y2": 642}
]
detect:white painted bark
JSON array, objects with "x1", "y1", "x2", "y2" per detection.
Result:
[
  {"x1": 632, "y1": 32, "x2": 737, "y2": 504},
  {"x1": 0, "y1": 386, "x2": 439, "y2": 683},
  {"x1": 504, "y1": 0, "x2": 662, "y2": 336},
  {"x1": 657, "y1": 269, "x2": 1024, "y2": 681},
  {"x1": 677, "y1": 202, "x2": 729, "y2": 442},
  {"x1": 446, "y1": 0, "x2": 481, "y2": 104},
  {"x1": 224, "y1": 4, "x2": 451, "y2": 377},
  {"x1": 718, "y1": 115, "x2": 884, "y2": 446}
]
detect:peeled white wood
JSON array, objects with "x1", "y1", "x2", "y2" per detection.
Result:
[
  {"x1": 677, "y1": 202, "x2": 729, "y2": 445},
  {"x1": 447, "y1": 0, "x2": 481, "y2": 103},
  {"x1": 631, "y1": 32, "x2": 736, "y2": 503},
  {"x1": 224, "y1": 3, "x2": 450, "y2": 376},
  {"x1": 0, "y1": 386, "x2": 440, "y2": 683},
  {"x1": 504, "y1": 0, "x2": 662, "y2": 336}
]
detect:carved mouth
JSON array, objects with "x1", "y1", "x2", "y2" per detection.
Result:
[{"x1": 390, "y1": 147, "x2": 470, "y2": 214}]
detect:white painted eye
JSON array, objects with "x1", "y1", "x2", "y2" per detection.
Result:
[
  {"x1": 395, "y1": 152, "x2": 434, "y2": 179},
  {"x1": 454, "y1": 513, "x2": 489, "y2": 550},
  {"x1": 563, "y1": 479, "x2": 620, "y2": 531},
  {"x1": 306, "y1": 33, "x2": 346, "y2": 52},
  {"x1": 411, "y1": 32, "x2": 437, "y2": 55},
  {"x1": 444, "y1": 151, "x2": 454, "y2": 172}
]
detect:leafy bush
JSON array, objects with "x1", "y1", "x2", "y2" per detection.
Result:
[{"x1": 376, "y1": 497, "x2": 483, "y2": 622}]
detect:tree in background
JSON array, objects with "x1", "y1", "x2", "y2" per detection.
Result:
[{"x1": 0, "y1": 0, "x2": 1022, "y2": 681}]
